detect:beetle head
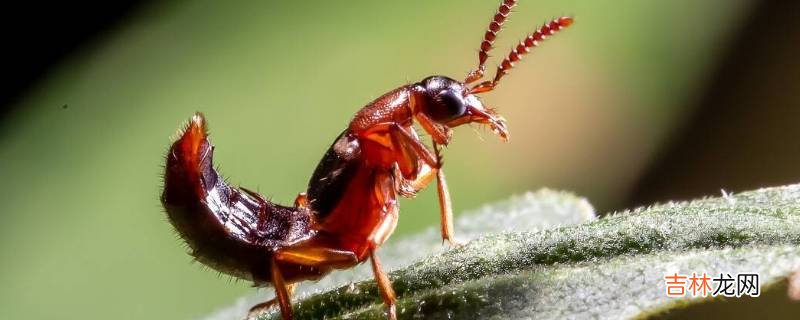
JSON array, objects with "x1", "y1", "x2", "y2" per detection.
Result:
[
  {"x1": 415, "y1": 75, "x2": 509, "y2": 142},
  {"x1": 412, "y1": 11, "x2": 573, "y2": 145}
]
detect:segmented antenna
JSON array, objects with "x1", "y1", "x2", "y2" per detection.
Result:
[
  {"x1": 464, "y1": 0, "x2": 518, "y2": 84},
  {"x1": 471, "y1": 16, "x2": 573, "y2": 94}
]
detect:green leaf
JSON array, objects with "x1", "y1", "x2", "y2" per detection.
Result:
[
  {"x1": 210, "y1": 186, "x2": 800, "y2": 319},
  {"x1": 205, "y1": 190, "x2": 595, "y2": 319}
]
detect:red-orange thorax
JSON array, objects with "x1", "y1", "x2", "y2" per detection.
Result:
[
  {"x1": 314, "y1": 164, "x2": 397, "y2": 259},
  {"x1": 303, "y1": 86, "x2": 420, "y2": 260},
  {"x1": 349, "y1": 86, "x2": 415, "y2": 133}
]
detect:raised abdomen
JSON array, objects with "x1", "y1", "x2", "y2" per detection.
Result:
[{"x1": 161, "y1": 113, "x2": 312, "y2": 284}]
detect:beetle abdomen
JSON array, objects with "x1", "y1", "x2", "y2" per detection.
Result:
[{"x1": 161, "y1": 113, "x2": 312, "y2": 282}]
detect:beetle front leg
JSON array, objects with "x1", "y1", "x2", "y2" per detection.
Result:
[
  {"x1": 388, "y1": 123, "x2": 459, "y2": 246},
  {"x1": 433, "y1": 143, "x2": 460, "y2": 247},
  {"x1": 388, "y1": 124, "x2": 438, "y2": 177},
  {"x1": 362, "y1": 123, "x2": 439, "y2": 176},
  {"x1": 364, "y1": 123, "x2": 460, "y2": 245},
  {"x1": 393, "y1": 163, "x2": 436, "y2": 198},
  {"x1": 390, "y1": 148, "x2": 460, "y2": 246},
  {"x1": 415, "y1": 112, "x2": 452, "y2": 146}
]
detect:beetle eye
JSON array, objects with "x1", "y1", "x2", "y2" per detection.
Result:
[{"x1": 430, "y1": 90, "x2": 467, "y2": 121}]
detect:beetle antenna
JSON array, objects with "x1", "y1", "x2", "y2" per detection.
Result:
[
  {"x1": 470, "y1": 16, "x2": 573, "y2": 94},
  {"x1": 464, "y1": 0, "x2": 518, "y2": 84}
]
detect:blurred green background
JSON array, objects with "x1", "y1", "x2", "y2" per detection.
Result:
[{"x1": 0, "y1": 0, "x2": 780, "y2": 319}]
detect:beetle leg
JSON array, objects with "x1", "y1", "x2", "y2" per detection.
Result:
[
  {"x1": 363, "y1": 123, "x2": 439, "y2": 173},
  {"x1": 390, "y1": 124, "x2": 438, "y2": 169},
  {"x1": 247, "y1": 283, "x2": 296, "y2": 318},
  {"x1": 368, "y1": 206, "x2": 399, "y2": 247},
  {"x1": 415, "y1": 112, "x2": 453, "y2": 146},
  {"x1": 393, "y1": 165, "x2": 415, "y2": 197},
  {"x1": 259, "y1": 245, "x2": 360, "y2": 318},
  {"x1": 370, "y1": 249, "x2": 397, "y2": 320},
  {"x1": 433, "y1": 143, "x2": 460, "y2": 247},
  {"x1": 364, "y1": 123, "x2": 459, "y2": 246},
  {"x1": 275, "y1": 245, "x2": 358, "y2": 269},
  {"x1": 368, "y1": 173, "x2": 399, "y2": 246},
  {"x1": 271, "y1": 258, "x2": 293, "y2": 320},
  {"x1": 393, "y1": 163, "x2": 436, "y2": 198},
  {"x1": 386, "y1": 125, "x2": 434, "y2": 179}
]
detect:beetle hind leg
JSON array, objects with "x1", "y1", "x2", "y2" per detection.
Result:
[
  {"x1": 247, "y1": 282, "x2": 297, "y2": 319},
  {"x1": 433, "y1": 143, "x2": 461, "y2": 247},
  {"x1": 274, "y1": 245, "x2": 359, "y2": 269},
  {"x1": 248, "y1": 258, "x2": 295, "y2": 319}
]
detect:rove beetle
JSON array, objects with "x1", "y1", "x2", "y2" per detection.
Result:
[{"x1": 161, "y1": 1, "x2": 573, "y2": 319}]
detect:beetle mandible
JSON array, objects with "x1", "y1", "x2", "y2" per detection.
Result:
[{"x1": 161, "y1": 1, "x2": 573, "y2": 319}]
